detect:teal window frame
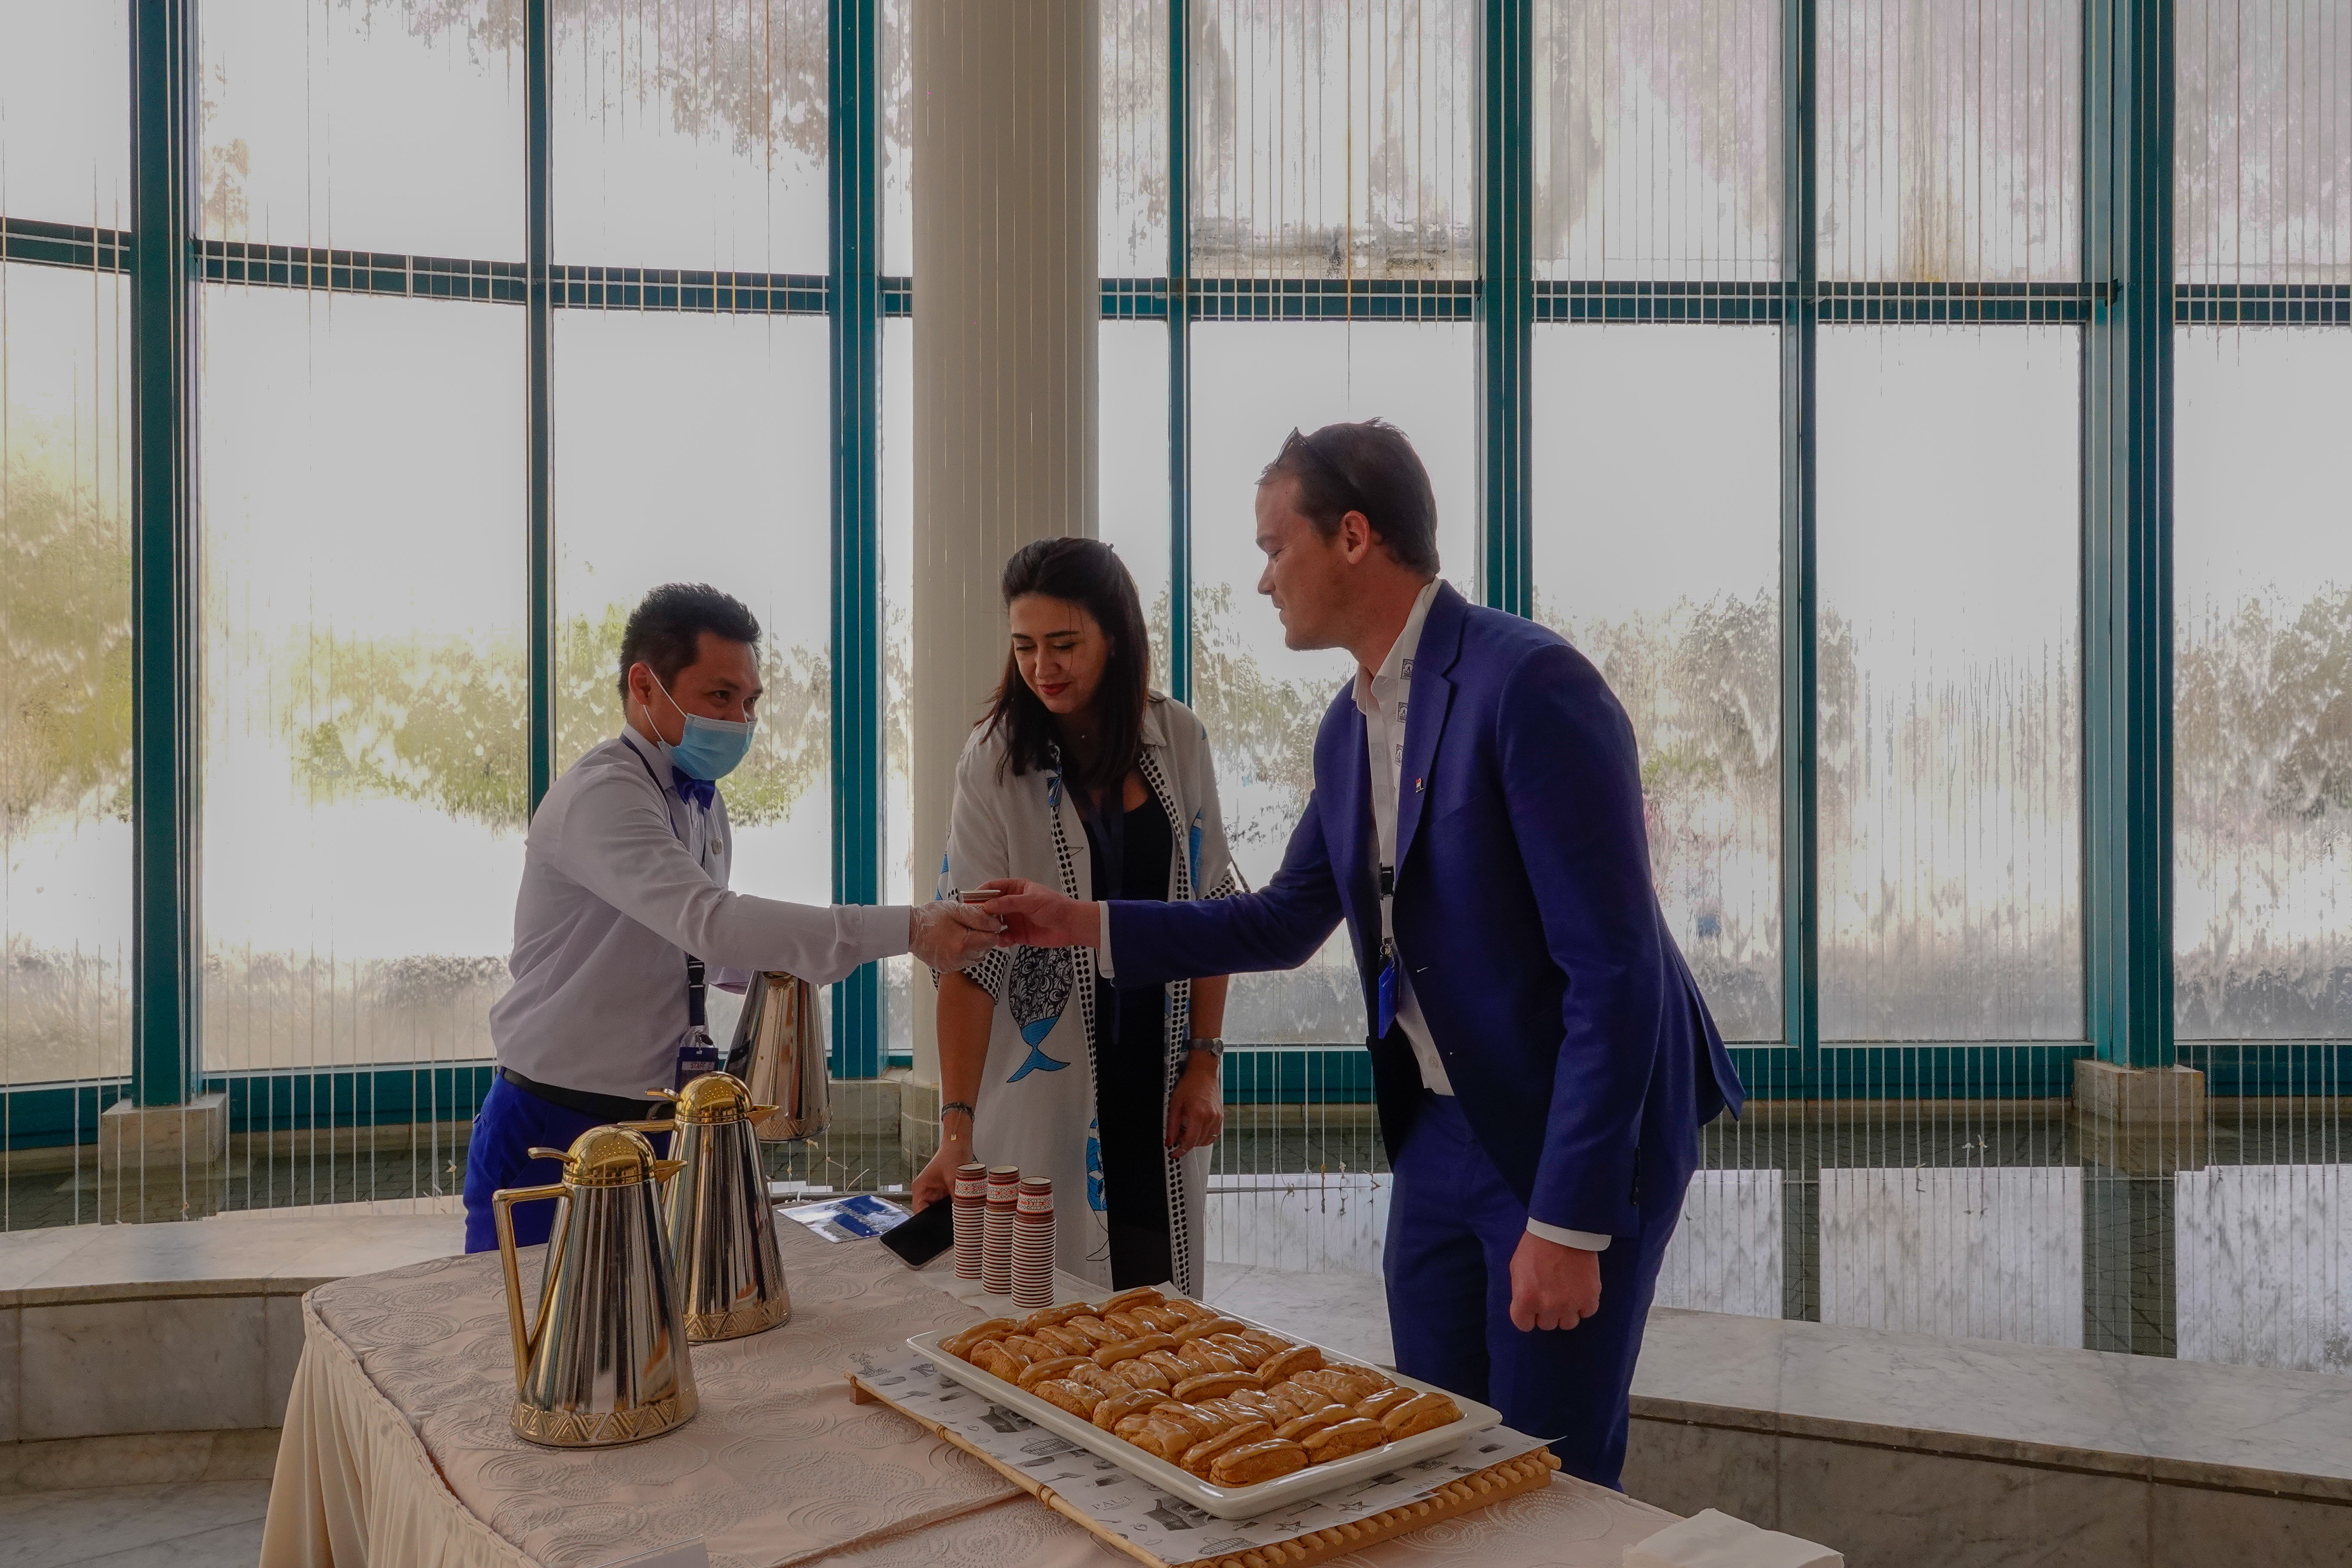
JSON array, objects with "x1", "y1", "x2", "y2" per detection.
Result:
[{"x1": 2, "y1": 0, "x2": 2345, "y2": 1155}]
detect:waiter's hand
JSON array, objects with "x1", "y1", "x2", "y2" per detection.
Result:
[
  {"x1": 1165, "y1": 1050, "x2": 1224, "y2": 1153},
  {"x1": 983, "y1": 879, "x2": 1102, "y2": 948},
  {"x1": 908, "y1": 900, "x2": 1004, "y2": 971},
  {"x1": 1508, "y1": 1230, "x2": 1602, "y2": 1332}
]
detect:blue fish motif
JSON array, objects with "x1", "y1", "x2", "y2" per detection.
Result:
[
  {"x1": 1085, "y1": 1120, "x2": 1106, "y2": 1210},
  {"x1": 1005, "y1": 946, "x2": 1074, "y2": 1082},
  {"x1": 1188, "y1": 810, "x2": 1204, "y2": 891}
]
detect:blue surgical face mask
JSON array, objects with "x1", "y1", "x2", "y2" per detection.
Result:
[{"x1": 647, "y1": 676, "x2": 756, "y2": 782}]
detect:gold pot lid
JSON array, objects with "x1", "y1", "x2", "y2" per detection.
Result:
[
  {"x1": 558, "y1": 1125, "x2": 666, "y2": 1187},
  {"x1": 671, "y1": 1071, "x2": 756, "y2": 1125}
]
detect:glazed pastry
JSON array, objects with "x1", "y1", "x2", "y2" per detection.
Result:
[
  {"x1": 1033, "y1": 1324, "x2": 1096, "y2": 1357},
  {"x1": 1172, "y1": 1341, "x2": 1242, "y2": 1375},
  {"x1": 1093, "y1": 1332, "x2": 1178, "y2": 1367},
  {"x1": 1001, "y1": 1333, "x2": 1056, "y2": 1363},
  {"x1": 1265, "y1": 1379, "x2": 1344, "y2": 1415},
  {"x1": 1016, "y1": 1355, "x2": 1092, "y2": 1389},
  {"x1": 1234, "y1": 1328, "x2": 1290, "y2": 1357},
  {"x1": 1133, "y1": 1410, "x2": 1215, "y2": 1460},
  {"x1": 1141, "y1": 1350, "x2": 1195, "y2": 1382},
  {"x1": 1170, "y1": 1315, "x2": 1248, "y2": 1343},
  {"x1": 1255, "y1": 1344, "x2": 1325, "y2": 1384},
  {"x1": 970, "y1": 1341, "x2": 1028, "y2": 1381},
  {"x1": 1225, "y1": 1389, "x2": 1285, "y2": 1422},
  {"x1": 1191, "y1": 1397, "x2": 1263, "y2": 1429},
  {"x1": 1274, "y1": 1407, "x2": 1347, "y2": 1442},
  {"x1": 939, "y1": 1318, "x2": 1017, "y2": 1358},
  {"x1": 1063, "y1": 1315, "x2": 1121, "y2": 1348},
  {"x1": 1092, "y1": 1388, "x2": 1164, "y2": 1431},
  {"x1": 1301, "y1": 1417, "x2": 1388, "y2": 1463},
  {"x1": 1100, "y1": 1310, "x2": 1154, "y2": 1339},
  {"x1": 1204, "y1": 1332, "x2": 1269, "y2": 1368},
  {"x1": 1112, "y1": 1358, "x2": 1172, "y2": 1393},
  {"x1": 1033, "y1": 1379, "x2": 1102, "y2": 1420},
  {"x1": 1100, "y1": 1286, "x2": 1167, "y2": 1315},
  {"x1": 1158, "y1": 1298, "x2": 1216, "y2": 1324},
  {"x1": 1174, "y1": 1370, "x2": 1260, "y2": 1403},
  {"x1": 1066, "y1": 1363, "x2": 1129, "y2": 1398},
  {"x1": 1018, "y1": 1303, "x2": 1094, "y2": 1332},
  {"x1": 1380, "y1": 1391, "x2": 1461, "y2": 1439},
  {"x1": 1179, "y1": 1420, "x2": 1275, "y2": 1478},
  {"x1": 1129, "y1": 1304, "x2": 1187, "y2": 1332},
  {"x1": 1210, "y1": 1438, "x2": 1310, "y2": 1488},
  {"x1": 1353, "y1": 1386, "x2": 1416, "y2": 1423},
  {"x1": 1294, "y1": 1366, "x2": 1390, "y2": 1404}
]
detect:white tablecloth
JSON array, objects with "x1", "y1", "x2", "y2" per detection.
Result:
[{"x1": 260, "y1": 1222, "x2": 1675, "y2": 1568}]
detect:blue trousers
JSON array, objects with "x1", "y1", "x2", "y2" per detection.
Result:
[
  {"x1": 461, "y1": 1078, "x2": 670, "y2": 1253},
  {"x1": 1382, "y1": 1092, "x2": 1683, "y2": 1490}
]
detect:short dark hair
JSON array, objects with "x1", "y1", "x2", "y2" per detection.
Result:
[
  {"x1": 983, "y1": 538, "x2": 1154, "y2": 791},
  {"x1": 1257, "y1": 418, "x2": 1440, "y2": 575},
  {"x1": 615, "y1": 583, "x2": 762, "y2": 697}
]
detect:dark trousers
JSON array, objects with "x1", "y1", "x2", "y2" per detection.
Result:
[
  {"x1": 1381, "y1": 1091, "x2": 1683, "y2": 1489},
  {"x1": 461, "y1": 1077, "x2": 669, "y2": 1253}
]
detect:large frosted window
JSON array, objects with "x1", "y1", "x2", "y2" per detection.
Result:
[
  {"x1": 1191, "y1": 0, "x2": 1477, "y2": 279},
  {"x1": 2177, "y1": 0, "x2": 2352, "y2": 286},
  {"x1": 1101, "y1": 322, "x2": 1173, "y2": 693},
  {"x1": 0, "y1": 1, "x2": 129, "y2": 226},
  {"x1": 1, "y1": 263, "x2": 133, "y2": 1090},
  {"x1": 551, "y1": 0, "x2": 827, "y2": 273},
  {"x1": 2175, "y1": 331, "x2": 2352, "y2": 1040},
  {"x1": 551, "y1": 312, "x2": 834, "y2": 910},
  {"x1": 1817, "y1": 0, "x2": 2080, "y2": 282},
  {"x1": 199, "y1": 289, "x2": 526, "y2": 1073},
  {"x1": 1103, "y1": 0, "x2": 1171, "y2": 277},
  {"x1": 199, "y1": 0, "x2": 524, "y2": 256},
  {"x1": 1532, "y1": 0, "x2": 1782, "y2": 282},
  {"x1": 1816, "y1": 326, "x2": 2081, "y2": 1041},
  {"x1": 1531, "y1": 326, "x2": 1782, "y2": 1041},
  {"x1": 1189, "y1": 322, "x2": 1475, "y2": 1044}
]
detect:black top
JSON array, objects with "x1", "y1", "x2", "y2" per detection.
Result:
[{"x1": 1079, "y1": 787, "x2": 1177, "y2": 1287}]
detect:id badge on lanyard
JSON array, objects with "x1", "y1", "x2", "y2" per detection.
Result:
[{"x1": 675, "y1": 955, "x2": 720, "y2": 1088}]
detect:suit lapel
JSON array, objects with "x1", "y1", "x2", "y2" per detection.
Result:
[
  {"x1": 1394, "y1": 583, "x2": 1468, "y2": 876},
  {"x1": 1322, "y1": 686, "x2": 1377, "y2": 927}
]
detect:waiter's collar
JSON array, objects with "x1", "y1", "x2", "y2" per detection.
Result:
[
  {"x1": 619, "y1": 723, "x2": 665, "y2": 772},
  {"x1": 1353, "y1": 578, "x2": 1443, "y2": 717}
]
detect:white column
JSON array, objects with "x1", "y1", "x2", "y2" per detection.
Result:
[{"x1": 909, "y1": 0, "x2": 1099, "y2": 1092}]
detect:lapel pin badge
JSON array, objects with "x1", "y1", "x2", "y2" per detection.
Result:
[{"x1": 1415, "y1": 777, "x2": 1424, "y2": 792}]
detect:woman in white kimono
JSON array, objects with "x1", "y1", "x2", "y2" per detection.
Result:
[{"x1": 912, "y1": 538, "x2": 1234, "y2": 1295}]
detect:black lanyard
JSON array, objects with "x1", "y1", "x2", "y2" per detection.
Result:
[{"x1": 629, "y1": 740, "x2": 708, "y2": 1028}]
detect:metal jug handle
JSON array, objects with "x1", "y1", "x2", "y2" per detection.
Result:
[{"x1": 492, "y1": 1176, "x2": 570, "y2": 1395}]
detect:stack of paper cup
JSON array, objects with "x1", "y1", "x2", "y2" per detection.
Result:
[
  {"x1": 952, "y1": 1161, "x2": 988, "y2": 1280},
  {"x1": 982, "y1": 1165, "x2": 1020, "y2": 1295},
  {"x1": 1012, "y1": 1176, "x2": 1056, "y2": 1310}
]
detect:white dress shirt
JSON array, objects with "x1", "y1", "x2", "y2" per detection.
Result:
[
  {"x1": 488, "y1": 726, "x2": 910, "y2": 1099},
  {"x1": 1358, "y1": 581, "x2": 1611, "y2": 1255}
]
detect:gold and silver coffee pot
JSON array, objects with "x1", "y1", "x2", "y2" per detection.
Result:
[
  {"x1": 493, "y1": 1125, "x2": 698, "y2": 1447},
  {"x1": 638, "y1": 1072, "x2": 794, "y2": 1341}
]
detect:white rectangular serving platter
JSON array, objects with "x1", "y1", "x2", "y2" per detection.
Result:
[{"x1": 906, "y1": 1299, "x2": 1501, "y2": 1519}]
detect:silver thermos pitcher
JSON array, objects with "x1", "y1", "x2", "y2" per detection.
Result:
[
  {"x1": 639, "y1": 1072, "x2": 794, "y2": 1341},
  {"x1": 724, "y1": 971, "x2": 830, "y2": 1142},
  {"x1": 493, "y1": 1126, "x2": 698, "y2": 1447}
]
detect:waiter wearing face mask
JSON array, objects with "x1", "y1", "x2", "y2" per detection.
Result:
[{"x1": 461, "y1": 582, "x2": 1004, "y2": 1253}]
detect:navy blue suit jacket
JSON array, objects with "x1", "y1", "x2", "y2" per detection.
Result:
[{"x1": 1108, "y1": 582, "x2": 1743, "y2": 1239}]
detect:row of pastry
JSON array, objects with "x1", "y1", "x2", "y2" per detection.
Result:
[{"x1": 937, "y1": 1286, "x2": 1463, "y2": 1488}]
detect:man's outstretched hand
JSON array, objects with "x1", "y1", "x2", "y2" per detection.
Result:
[
  {"x1": 907, "y1": 900, "x2": 1004, "y2": 971},
  {"x1": 1507, "y1": 1229, "x2": 1602, "y2": 1332},
  {"x1": 982, "y1": 879, "x2": 1102, "y2": 949}
]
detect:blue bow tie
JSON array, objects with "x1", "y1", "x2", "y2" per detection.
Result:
[{"x1": 672, "y1": 769, "x2": 716, "y2": 810}]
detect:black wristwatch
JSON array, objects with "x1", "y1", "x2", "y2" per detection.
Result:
[{"x1": 1184, "y1": 1037, "x2": 1225, "y2": 1062}]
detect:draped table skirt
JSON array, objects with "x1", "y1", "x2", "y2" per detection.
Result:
[{"x1": 259, "y1": 1221, "x2": 1674, "y2": 1568}]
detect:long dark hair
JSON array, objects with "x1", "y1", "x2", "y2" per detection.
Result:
[{"x1": 983, "y1": 537, "x2": 1152, "y2": 793}]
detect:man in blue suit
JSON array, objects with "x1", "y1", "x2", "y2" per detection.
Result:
[{"x1": 992, "y1": 419, "x2": 1743, "y2": 1488}]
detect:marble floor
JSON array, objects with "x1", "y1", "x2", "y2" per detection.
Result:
[{"x1": 2, "y1": 1479, "x2": 272, "y2": 1567}]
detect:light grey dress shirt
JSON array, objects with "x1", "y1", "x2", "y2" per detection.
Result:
[
  {"x1": 1357, "y1": 580, "x2": 1611, "y2": 1255},
  {"x1": 487, "y1": 726, "x2": 909, "y2": 1100}
]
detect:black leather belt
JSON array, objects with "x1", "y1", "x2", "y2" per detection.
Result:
[{"x1": 499, "y1": 1066, "x2": 673, "y2": 1126}]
